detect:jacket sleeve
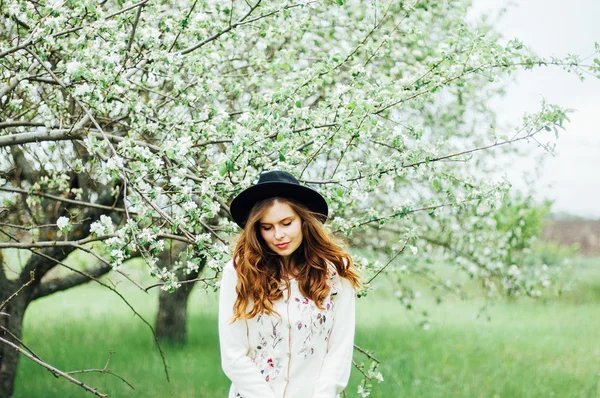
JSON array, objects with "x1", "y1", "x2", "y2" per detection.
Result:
[
  {"x1": 218, "y1": 260, "x2": 277, "y2": 398},
  {"x1": 312, "y1": 276, "x2": 356, "y2": 398}
]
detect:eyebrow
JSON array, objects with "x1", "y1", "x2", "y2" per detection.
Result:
[{"x1": 259, "y1": 216, "x2": 294, "y2": 225}]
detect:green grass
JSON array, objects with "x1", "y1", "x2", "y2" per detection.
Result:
[{"x1": 13, "y1": 258, "x2": 600, "y2": 397}]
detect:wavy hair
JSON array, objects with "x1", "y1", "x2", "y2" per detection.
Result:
[{"x1": 231, "y1": 197, "x2": 361, "y2": 320}]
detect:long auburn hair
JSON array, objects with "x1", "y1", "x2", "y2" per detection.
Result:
[{"x1": 231, "y1": 197, "x2": 361, "y2": 321}]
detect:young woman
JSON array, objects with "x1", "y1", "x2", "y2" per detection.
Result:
[{"x1": 219, "y1": 170, "x2": 361, "y2": 398}]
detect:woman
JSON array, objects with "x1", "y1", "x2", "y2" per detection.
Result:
[{"x1": 219, "y1": 170, "x2": 361, "y2": 398}]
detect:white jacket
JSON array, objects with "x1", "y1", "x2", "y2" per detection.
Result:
[{"x1": 218, "y1": 259, "x2": 356, "y2": 398}]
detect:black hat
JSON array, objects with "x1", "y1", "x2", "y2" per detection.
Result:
[{"x1": 229, "y1": 170, "x2": 328, "y2": 228}]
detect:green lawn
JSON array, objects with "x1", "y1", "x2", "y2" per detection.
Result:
[{"x1": 13, "y1": 258, "x2": 600, "y2": 397}]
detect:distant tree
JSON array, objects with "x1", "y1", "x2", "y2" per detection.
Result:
[{"x1": 1, "y1": 0, "x2": 598, "y2": 396}]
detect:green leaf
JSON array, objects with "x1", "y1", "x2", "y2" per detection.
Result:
[
  {"x1": 279, "y1": 152, "x2": 285, "y2": 161},
  {"x1": 166, "y1": 148, "x2": 175, "y2": 159}
]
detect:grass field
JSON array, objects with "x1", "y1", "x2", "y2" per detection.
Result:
[{"x1": 13, "y1": 257, "x2": 600, "y2": 397}]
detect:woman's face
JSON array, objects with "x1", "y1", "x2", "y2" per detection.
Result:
[{"x1": 258, "y1": 201, "x2": 303, "y2": 257}]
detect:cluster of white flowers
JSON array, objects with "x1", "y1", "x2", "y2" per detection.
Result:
[
  {"x1": 56, "y1": 216, "x2": 71, "y2": 233},
  {"x1": 357, "y1": 385, "x2": 371, "y2": 398},
  {"x1": 89, "y1": 215, "x2": 115, "y2": 236},
  {"x1": 153, "y1": 267, "x2": 181, "y2": 292},
  {"x1": 139, "y1": 228, "x2": 158, "y2": 244},
  {"x1": 103, "y1": 156, "x2": 124, "y2": 175}
]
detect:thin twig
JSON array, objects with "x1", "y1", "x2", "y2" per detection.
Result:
[
  {"x1": 179, "y1": 0, "x2": 263, "y2": 55},
  {"x1": 0, "y1": 325, "x2": 42, "y2": 361},
  {"x1": 144, "y1": 273, "x2": 220, "y2": 292},
  {"x1": 366, "y1": 242, "x2": 407, "y2": 284},
  {"x1": 0, "y1": 336, "x2": 107, "y2": 398},
  {"x1": 105, "y1": 0, "x2": 150, "y2": 19},
  {"x1": 66, "y1": 350, "x2": 135, "y2": 390},
  {"x1": 354, "y1": 344, "x2": 381, "y2": 363},
  {"x1": 302, "y1": 126, "x2": 546, "y2": 185},
  {"x1": 0, "y1": 272, "x2": 34, "y2": 312},
  {"x1": 168, "y1": 0, "x2": 199, "y2": 52}
]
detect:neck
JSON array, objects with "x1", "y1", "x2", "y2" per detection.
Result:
[{"x1": 281, "y1": 256, "x2": 296, "y2": 277}]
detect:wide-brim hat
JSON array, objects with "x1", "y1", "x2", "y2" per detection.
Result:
[{"x1": 229, "y1": 170, "x2": 328, "y2": 228}]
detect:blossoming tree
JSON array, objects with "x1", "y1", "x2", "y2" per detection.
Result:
[{"x1": 1, "y1": 0, "x2": 598, "y2": 396}]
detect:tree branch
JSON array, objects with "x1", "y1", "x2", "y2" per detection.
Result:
[
  {"x1": 0, "y1": 38, "x2": 33, "y2": 60},
  {"x1": 31, "y1": 263, "x2": 111, "y2": 300},
  {"x1": 0, "y1": 336, "x2": 107, "y2": 398},
  {"x1": 354, "y1": 344, "x2": 381, "y2": 363},
  {"x1": 144, "y1": 273, "x2": 219, "y2": 292},
  {"x1": 66, "y1": 350, "x2": 135, "y2": 390},
  {"x1": 125, "y1": 4, "x2": 143, "y2": 55},
  {"x1": 0, "y1": 127, "x2": 160, "y2": 152},
  {"x1": 0, "y1": 121, "x2": 46, "y2": 130},
  {"x1": 179, "y1": 0, "x2": 263, "y2": 55},
  {"x1": 0, "y1": 77, "x2": 20, "y2": 99},
  {"x1": 168, "y1": 0, "x2": 199, "y2": 52},
  {"x1": 0, "y1": 115, "x2": 89, "y2": 148},
  {"x1": 302, "y1": 125, "x2": 546, "y2": 185},
  {"x1": 0, "y1": 325, "x2": 43, "y2": 362},
  {"x1": 0, "y1": 186, "x2": 130, "y2": 213},
  {"x1": 0, "y1": 272, "x2": 34, "y2": 312},
  {"x1": 0, "y1": 235, "x2": 114, "y2": 250},
  {"x1": 366, "y1": 242, "x2": 407, "y2": 284}
]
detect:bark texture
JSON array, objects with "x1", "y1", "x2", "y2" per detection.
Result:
[
  {"x1": 0, "y1": 278, "x2": 28, "y2": 398},
  {"x1": 155, "y1": 244, "x2": 206, "y2": 345},
  {"x1": 155, "y1": 278, "x2": 197, "y2": 345}
]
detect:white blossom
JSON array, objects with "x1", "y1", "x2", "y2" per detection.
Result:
[
  {"x1": 65, "y1": 60, "x2": 82, "y2": 74},
  {"x1": 56, "y1": 216, "x2": 70, "y2": 232}
]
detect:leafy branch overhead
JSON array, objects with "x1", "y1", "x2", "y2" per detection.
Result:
[{"x1": 2, "y1": 0, "x2": 591, "y2": 290}]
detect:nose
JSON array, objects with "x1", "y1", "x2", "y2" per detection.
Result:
[{"x1": 274, "y1": 226, "x2": 285, "y2": 240}]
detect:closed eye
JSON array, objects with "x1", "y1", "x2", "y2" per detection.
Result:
[{"x1": 261, "y1": 221, "x2": 292, "y2": 230}]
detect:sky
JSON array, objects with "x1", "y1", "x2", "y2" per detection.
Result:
[{"x1": 470, "y1": 0, "x2": 600, "y2": 219}]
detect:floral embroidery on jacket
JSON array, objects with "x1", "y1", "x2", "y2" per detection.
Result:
[
  {"x1": 240, "y1": 265, "x2": 342, "y2": 385},
  {"x1": 248, "y1": 318, "x2": 284, "y2": 382}
]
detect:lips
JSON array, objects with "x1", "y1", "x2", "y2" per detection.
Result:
[{"x1": 275, "y1": 242, "x2": 290, "y2": 249}]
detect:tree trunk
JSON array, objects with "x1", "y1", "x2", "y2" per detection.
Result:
[
  {"x1": 0, "y1": 278, "x2": 29, "y2": 398},
  {"x1": 154, "y1": 243, "x2": 206, "y2": 345},
  {"x1": 155, "y1": 279, "x2": 197, "y2": 345}
]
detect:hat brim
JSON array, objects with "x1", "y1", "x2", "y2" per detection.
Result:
[{"x1": 230, "y1": 182, "x2": 328, "y2": 228}]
